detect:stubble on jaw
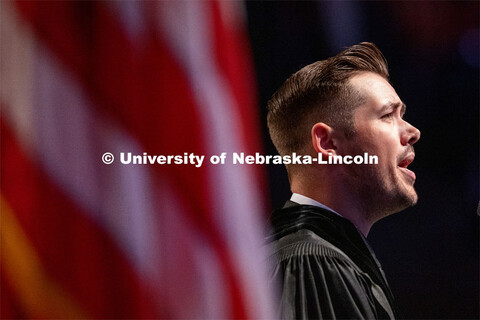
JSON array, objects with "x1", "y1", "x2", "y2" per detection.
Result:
[
  {"x1": 339, "y1": 143, "x2": 419, "y2": 225},
  {"x1": 354, "y1": 167, "x2": 417, "y2": 224}
]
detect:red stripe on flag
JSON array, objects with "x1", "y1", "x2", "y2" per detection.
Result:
[
  {"x1": 1, "y1": 267, "x2": 25, "y2": 319},
  {"x1": 0, "y1": 117, "x2": 160, "y2": 318}
]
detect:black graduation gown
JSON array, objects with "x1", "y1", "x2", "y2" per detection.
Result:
[{"x1": 267, "y1": 201, "x2": 399, "y2": 319}]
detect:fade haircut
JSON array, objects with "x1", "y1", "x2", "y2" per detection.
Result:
[{"x1": 267, "y1": 42, "x2": 389, "y2": 156}]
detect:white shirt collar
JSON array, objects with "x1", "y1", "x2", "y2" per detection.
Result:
[{"x1": 290, "y1": 193, "x2": 342, "y2": 217}]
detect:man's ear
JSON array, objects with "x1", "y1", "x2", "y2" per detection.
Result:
[{"x1": 311, "y1": 122, "x2": 338, "y2": 156}]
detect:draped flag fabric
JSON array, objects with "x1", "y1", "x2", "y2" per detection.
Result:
[{"x1": 1, "y1": 1, "x2": 275, "y2": 318}]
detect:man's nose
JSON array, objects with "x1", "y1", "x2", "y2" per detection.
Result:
[{"x1": 401, "y1": 121, "x2": 421, "y2": 146}]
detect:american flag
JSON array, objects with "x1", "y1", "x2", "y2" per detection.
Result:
[{"x1": 1, "y1": 1, "x2": 275, "y2": 318}]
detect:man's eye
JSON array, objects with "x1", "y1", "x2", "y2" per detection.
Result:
[{"x1": 381, "y1": 112, "x2": 393, "y2": 119}]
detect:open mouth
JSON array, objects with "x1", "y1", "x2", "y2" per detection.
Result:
[{"x1": 398, "y1": 153, "x2": 416, "y2": 181}]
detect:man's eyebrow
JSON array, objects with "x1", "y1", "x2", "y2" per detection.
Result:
[{"x1": 381, "y1": 101, "x2": 406, "y2": 114}]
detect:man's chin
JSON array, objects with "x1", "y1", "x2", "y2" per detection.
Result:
[
  {"x1": 410, "y1": 193, "x2": 419, "y2": 206},
  {"x1": 391, "y1": 190, "x2": 418, "y2": 213},
  {"x1": 405, "y1": 186, "x2": 419, "y2": 206},
  {"x1": 373, "y1": 189, "x2": 418, "y2": 221}
]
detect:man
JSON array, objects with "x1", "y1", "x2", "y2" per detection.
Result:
[{"x1": 266, "y1": 42, "x2": 420, "y2": 319}]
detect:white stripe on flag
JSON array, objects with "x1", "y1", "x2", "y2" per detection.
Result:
[
  {"x1": 0, "y1": 1, "x2": 35, "y2": 153},
  {"x1": 157, "y1": 178, "x2": 229, "y2": 318}
]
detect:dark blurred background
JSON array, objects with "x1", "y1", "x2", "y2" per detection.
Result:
[{"x1": 245, "y1": 1, "x2": 479, "y2": 319}]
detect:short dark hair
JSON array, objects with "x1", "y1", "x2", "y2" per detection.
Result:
[{"x1": 267, "y1": 42, "x2": 389, "y2": 156}]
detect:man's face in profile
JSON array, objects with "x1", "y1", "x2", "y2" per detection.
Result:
[{"x1": 338, "y1": 72, "x2": 421, "y2": 220}]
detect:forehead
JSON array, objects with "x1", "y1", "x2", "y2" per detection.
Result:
[{"x1": 349, "y1": 72, "x2": 401, "y2": 111}]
